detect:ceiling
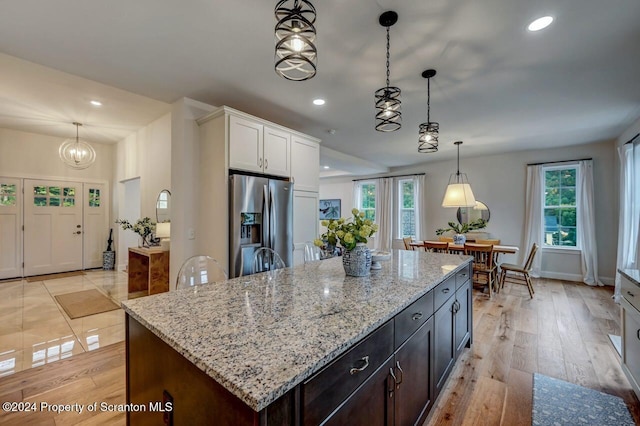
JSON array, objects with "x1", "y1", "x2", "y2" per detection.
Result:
[{"x1": 0, "y1": 0, "x2": 639, "y2": 174}]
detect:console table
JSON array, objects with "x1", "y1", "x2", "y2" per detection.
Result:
[{"x1": 128, "y1": 247, "x2": 170, "y2": 296}]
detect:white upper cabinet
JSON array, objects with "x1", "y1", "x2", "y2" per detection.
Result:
[
  {"x1": 229, "y1": 115, "x2": 291, "y2": 178},
  {"x1": 229, "y1": 115, "x2": 264, "y2": 174},
  {"x1": 263, "y1": 126, "x2": 291, "y2": 177},
  {"x1": 291, "y1": 136, "x2": 319, "y2": 192}
]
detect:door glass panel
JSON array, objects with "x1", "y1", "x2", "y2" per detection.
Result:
[
  {"x1": 34, "y1": 197, "x2": 47, "y2": 206},
  {"x1": 63, "y1": 187, "x2": 75, "y2": 196},
  {"x1": 34, "y1": 186, "x2": 47, "y2": 195},
  {"x1": 49, "y1": 187, "x2": 61, "y2": 196},
  {"x1": 0, "y1": 184, "x2": 17, "y2": 206},
  {"x1": 63, "y1": 198, "x2": 75, "y2": 207},
  {"x1": 49, "y1": 197, "x2": 61, "y2": 207},
  {"x1": 89, "y1": 188, "x2": 101, "y2": 207}
]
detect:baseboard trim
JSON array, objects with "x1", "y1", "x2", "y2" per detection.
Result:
[{"x1": 540, "y1": 271, "x2": 614, "y2": 286}]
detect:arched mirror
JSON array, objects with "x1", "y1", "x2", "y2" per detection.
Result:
[
  {"x1": 457, "y1": 200, "x2": 490, "y2": 224},
  {"x1": 156, "y1": 189, "x2": 171, "y2": 223}
]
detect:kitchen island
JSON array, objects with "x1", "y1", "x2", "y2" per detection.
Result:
[{"x1": 122, "y1": 250, "x2": 473, "y2": 425}]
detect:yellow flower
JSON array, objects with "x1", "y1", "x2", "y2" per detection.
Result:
[
  {"x1": 372, "y1": 224, "x2": 379, "y2": 232},
  {"x1": 344, "y1": 233, "x2": 354, "y2": 243},
  {"x1": 314, "y1": 239, "x2": 324, "y2": 247},
  {"x1": 328, "y1": 221, "x2": 337, "y2": 230},
  {"x1": 351, "y1": 208, "x2": 359, "y2": 216},
  {"x1": 336, "y1": 230, "x2": 345, "y2": 238},
  {"x1": 338, "y1": 218, "x2": 345, "y2": 224},
  {"x1": 321, "y1": 220, "x2": 329, "y2": 227},
  {"x1": 359, "y1": 225, "x2": 371, "y2": 237},
  {"x1": 359, "y1": 212, "x2": 365, "y2": 218},
  {"x1": 364, "y1": 219, "x2": 372, "y2": 226}
]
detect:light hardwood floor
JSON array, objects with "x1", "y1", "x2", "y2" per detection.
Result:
[{"x1": 1, "y1": 278, "x2": 638, "y2": 425}]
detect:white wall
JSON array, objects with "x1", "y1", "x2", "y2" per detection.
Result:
[
  {"x1": 320, "y1": 139, "x2": 618, "y2": 283},
  {"x1": 114, "y1": 112, "x2": 171, "y2": 269}
]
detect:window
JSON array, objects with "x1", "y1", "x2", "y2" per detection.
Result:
[
  {"x1": 398, "y1": 179, "x2": 416, "y2": 238},
  {"x1": 0, "y1": 183, "x2": 17, "y2": 206},
  {"x1": 355, "y1": 181, "x2": 376, "y2": 221},
  {"x1": 88, "y1": 188, "x2": 101, "y2": 207},
  {"x1": 543, "y1": 166, "x2": 578, "y2": 247},
  {"x1": 33, "y1": 185, "x2": 76, "y2": 207}
]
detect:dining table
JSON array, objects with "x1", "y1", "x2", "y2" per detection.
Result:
[{"x1": 410, "y1": 241, "x2": 519, "y2": 255}]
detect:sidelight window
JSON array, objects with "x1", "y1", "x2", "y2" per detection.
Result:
[{"x1": 0, "y1": 183, "x2": 17, "y2": 206}]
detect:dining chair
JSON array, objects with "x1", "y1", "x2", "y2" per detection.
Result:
[
  {"x1": 304, "y1": 241, "x2": 321, "y2": 262},
  {"x1": 476, "y1": 239, "x2": 500, "y2": 245},
  {"x1": 498, "y1": 243, "x2": 538, "y2": 298},
  {"x1": 253, "y1": 247, "x2": 286, "y2": 274},
  {"x1": 424, "y1": 241, "x2": 449, "y2": 253},
  {"x1": 464, "y1": 243, "x2": 496, "y2": 297},
  {"x1": 402, "y1": 237, "x2": 415, "y2": 250},
  {"x1": 438, "y1": 236, "x2": 454, "y2": 243},
  {"x1": 176, "y1": 255, "x2": 228, "y2": 290}
]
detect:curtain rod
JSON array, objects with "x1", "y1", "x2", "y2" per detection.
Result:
[
  {"x1": 625, "y1": 133, "x2": 639, "y2": 145},
  {"x1": 352, "y1": 172, "x2": 425, "y2": 182},
  {"x1": 527, "y1": 158, "x2": 592, "y2": 166}
]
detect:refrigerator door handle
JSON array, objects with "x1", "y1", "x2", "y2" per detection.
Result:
[
  {"x1": 263, "y1": 184, "x2": 270, "y2": 250},
  {"x1": 269, "y1": 187, "x2": 276, "y2": 250}
]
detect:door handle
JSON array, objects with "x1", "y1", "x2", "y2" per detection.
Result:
[
  {"x1": 395, "y1": 361, "x2": 403, "y2": 388},
  {"x1": 73, "y1": 231, "x2": 81, "y2": 235},
  {"x1": 388, "y1": 368, "x2": 396, "y2": 398},
  {"x1": 76, "y1": 225, "x2": 81, "y2": 228},
  {"x1": 264, "y1": 158, "x2": 268, "y2": 169},
  {"x1": 442, "y1": 288, "x2": 450, "y2": 294},
  {"x1": 412, "y1": 312, "x2": 423, "y2": 321},
  {"x1": 349, "y1": 356, "x2": 370, "y2": 375},
  {"x1": 637, "y1": 329, "x2": 640, "y2": 341},
  {"x1": 628, "y1": 291, "x2": 635, "y2": 298},
  {"x1": 258, "y1": 157, "x2": 263, "y2": 168}
]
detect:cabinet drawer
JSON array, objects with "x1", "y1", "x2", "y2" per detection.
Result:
[
  {"x1": 302, "y1": 320, "x2": 394, "y2": 425},
  {"x1": 395, "y1": 291, "x2": 433, "y2": 348},
  {"x1": 455, "y1": 263, "x2": 472, "y2": 289},
  {"x1": 622, "y1": 277, "x2": 640, "y2": 312},
  {"x1": 623, "y1": 308, "x2": 640, "y2": 386},
  {"x1": 434, "y1": 275, "x2": 456, "y2": 312}
]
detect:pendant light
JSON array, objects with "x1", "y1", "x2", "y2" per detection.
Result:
[
  {"x1": 418, "y1": 69, "x2": 439, "y2": 153},
  {"x1": 59, "y1": 122, "x2": 96, "y2": 170},
  {"x1": 442, "y1": 141, "x2": 476, "y2": 207},
  {"x1": 374, "y1": 11, "x2": 401, "y2": 132},
  {"x1": 274, "y1": 0, "x2": 317, "y2": 81}
]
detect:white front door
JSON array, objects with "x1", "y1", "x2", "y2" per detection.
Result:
[
  {"x1": 83, "y1": 183, "x2": 108, "y2": 269},
  {"x1": 24, "y1": 179, "x2": 83, "y2": 276},
  {"x1": 0, "y1": 178, "x2": 22, "y2": 279}
]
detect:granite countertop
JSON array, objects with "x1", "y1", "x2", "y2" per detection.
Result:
[
  {"x1": 122, "y1": 250, "x2": 471, "y2": 412},
  {"x1": 619, "y1": 268, "x2": 640, "y2": 286}
]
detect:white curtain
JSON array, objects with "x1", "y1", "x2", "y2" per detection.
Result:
[
  {"x1": 416, "y1": 175, "x2": 428, "y2": 241},
  {"x1": 523, "y1": 165, "x2": 543, "y2": 277},
  {"x1": 375, "y1": 177, "x2": 393, "y2": 251},
  {"x1": 577, "y1": 160, "x2": 602, "y2": 286},
  {"x1": 615, "y1": 143, "x2": 640, "y2": 301}
]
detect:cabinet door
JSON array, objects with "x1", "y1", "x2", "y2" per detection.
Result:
[
  {"x1": 293, "y1": 191, "x2": 318, "y2": 266},
  {"x1": 394, "y1": 317, "x2": 434, "y2": 426},
  {"x1": 229, "y1": 115, "x2": 263, "y2": 173},
  {"x1": 263, "y1": 126, "x2": 290, "y2": 177},
  {"x1": 322, "y1": 357, "x2": 394, "y2": 426},
  {"x1": 433, "y1": 295, "x2": 455, "y2": 398},
  {"x1": 291, "y1": 136, "x2": 319, "y2": 192},
  {"x1": 454, "y1": 280, "x2": 471, "y2": 358},
  {"x1": 623, "y1": 308, "x2": 640, "y2": 385}
]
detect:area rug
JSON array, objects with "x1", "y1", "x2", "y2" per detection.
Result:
[
  {"x1": 608, "y1": 334, "x2": 622, "y2": 357},
  {"x1": 532, "y1": 373, "x2": 635, "y2": 425},
  {"x1": 26, "y1": 270, "x2": 85, "y2": 282},
  {"x1": 54, "y1": 289, "x2": 119, "y2": 319}
]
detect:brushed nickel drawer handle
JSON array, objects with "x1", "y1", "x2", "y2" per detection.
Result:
[
  {"x1": 395, "y1": 361, "x2": 404, "y2": 388},
  {"x1": 637, "y1": 329, "x2": 640, "y2": 341},
  {"x1": 258, "y1": 158, "x2": 263, "y2": 167},
  {"x1": 349, "y1": 356, "x2": 369, "y2": 375},
  {"x1": 458, "y1": 273, "x2": 468, "y2": 278},
  {"x1": 442, "y1": 288, "x2": 450, "y2": 294},
  {"x1": 265, "y1": 158, "x2": 268, "y2": 169},
  {"x1": 628, "y1": 291, "x2": 635, "y2": 298},
  {"x1": 412, "y1": 312, "x2": 423, "y2": 321}
]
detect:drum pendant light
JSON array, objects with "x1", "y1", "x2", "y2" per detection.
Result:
[
  {"x1": 418, "y1": 69, "x2": 439, "y2": 153},
  {"x1": 442, "y1": 141, "x2": 476, "y2": 207},
  {"x1": 374, "y1": 11, "x2": 401, "y2": 132},
  {"x1": 274, "y1": 0, "x2": 317, "y2": 81},
  {"x1": 59, "y1": 122, "x2": 96, "y2": 170}
]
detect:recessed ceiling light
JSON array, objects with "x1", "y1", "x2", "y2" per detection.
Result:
[
  {"x1": 90, "y1": 100, "x2": 102, "y2": 107},
  {"x1": 528, "y1": 16, "x2": 553, "y2": 32},
  {"x1": 323, "y1": 166, "x2": 330, "y2": 169},
  {"x1": 313, "y1": 99, "x2": 325, "y2": 106}
]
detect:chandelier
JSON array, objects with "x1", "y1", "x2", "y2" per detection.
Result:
[{"x1": 59, "y1": 122, "x2": 96, "y2": 170}]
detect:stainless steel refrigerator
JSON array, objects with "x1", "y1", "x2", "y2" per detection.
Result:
[{"x1": 229, "y1": 174, "x2": 293, "y2": 278}]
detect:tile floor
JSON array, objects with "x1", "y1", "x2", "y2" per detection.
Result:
[{"x1": 0, "y1": 270, "x2": 129, "y2": 377}]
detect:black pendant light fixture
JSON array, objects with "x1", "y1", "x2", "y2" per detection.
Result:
[
  {"x1": 374, "y1": 11, "x2": 401, "y2": 132},
  {"x1": 418, "y1": 69, "x2": 439, "y2": 153},
  {"x1": 274, "y1": 0, "x2": 317, "y2": 81}
]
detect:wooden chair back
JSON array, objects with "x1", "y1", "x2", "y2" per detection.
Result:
[
  {"x1": 403, "y1": 237, "x2": 414, "y2": 250},
  {"x1": 438, "y1": 236, "x2": 454, "y2": 243},
  {"x1": 476, "y1": 239, "x2": 501, "y2": 245},
  {"x1": 424, "y1": 241, "x2": 449, "y2": 253},
  {"x1": 523, "y1": 243, "x2": 539, "y2": 271},
  {"x1": 464, "y1": 243, "x2": 494, "y2": 270}
]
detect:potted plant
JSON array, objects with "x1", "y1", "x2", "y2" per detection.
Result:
[
  {"x1": 436, "y1": 218, "x2": 487, "y2": 245},
  {"x1": 314, "y1": 208, "x2": 379, "y2": 276}
]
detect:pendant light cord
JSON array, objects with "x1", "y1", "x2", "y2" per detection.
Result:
[
  {"x1": 426, "y1": 77, "x2": 431, "y2": 122},
  {"x1": 385, "y1": 26, "x2": 390, "y2": 88}
]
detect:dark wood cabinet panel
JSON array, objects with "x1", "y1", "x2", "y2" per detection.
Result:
[
  {"x1": 433, "y1": 295, "x2": 455, "y2": 399},
  {"x1": 394, "y1": 291, "x2": 433, "y2": 349},
  {"x1": 322, "y1": 357, "x2": 395, "y2": 426},
  {"x1": 434, "y1": 276, "x2": 456, "y2": 312},
  {"x1": 394, "y1": 317, "x2": 433, "y2": 426},
  {"x1": 454, "y1": 280, "x2": 471, "y2": 357}
]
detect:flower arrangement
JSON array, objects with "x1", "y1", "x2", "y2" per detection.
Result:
[
  {"x1": 116, "y1": 217, "x2": 157, "y2": 247},
  {"x1": 435, "y1": 218, "x2": 487, "y2": 235},
  {"x1": 315, "y1": 208, "x2": 379, "y2": 251}
]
